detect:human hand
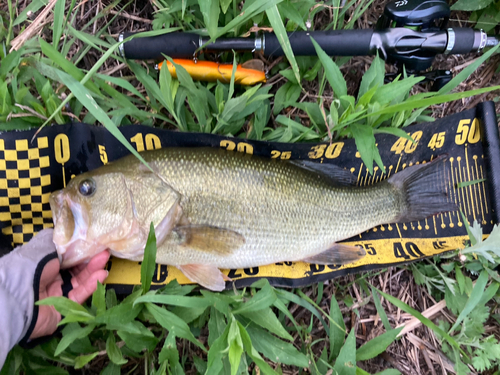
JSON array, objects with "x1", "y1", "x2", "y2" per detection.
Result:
[{"x1": 30, "y1": 250, "x2": 110, "y2": 340}]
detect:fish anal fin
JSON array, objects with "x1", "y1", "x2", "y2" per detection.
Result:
[
  {"x1": 178, "y1": 264, "x2": 227, "y2": 291},
  {"x1": 303, "y1": 244, "x2": 366, "y2": 265},
  {"x1": 175, "y1": 225, "x2": 245, "y2": 255}
]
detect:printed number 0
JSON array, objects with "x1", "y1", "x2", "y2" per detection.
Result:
[{"x1": 54, "y1": 134, "x2": 70, "y2": 164}]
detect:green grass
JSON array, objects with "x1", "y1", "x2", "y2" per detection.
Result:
[{"x1": 1, "y1": 0, "x2": 500, "y2": 374}]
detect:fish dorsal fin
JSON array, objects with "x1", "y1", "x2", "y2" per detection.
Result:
[
  {"x1": 178, "y1": 264, "x2": 228, "y2": 291},
  {"x1": 174, "y1": 225, "x2": 245, "y2": 254},
  {"x1": 303, "y1": 244, "x2": 366, "y2": 265},
  {"x1": 290, "y1": 160, "x2": 357, "y2": 186}
]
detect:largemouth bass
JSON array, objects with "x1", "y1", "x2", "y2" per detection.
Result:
[{"x1": 50, "y1": 147, "x2": 455, "y2": 290}]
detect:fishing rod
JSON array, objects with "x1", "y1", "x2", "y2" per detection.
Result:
[{"x1": 119, "y1": 0, "x2": 500, "y2": 88}]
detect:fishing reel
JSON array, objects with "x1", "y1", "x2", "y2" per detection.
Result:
[{"x1": 378, "y1": 0, "x2": 453, "y2": 90}]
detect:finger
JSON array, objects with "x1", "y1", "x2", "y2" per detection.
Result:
[
  {"x1": 39, "y1": 258, "x2": 61, "y2": 290},
  {"x1": 71, "y1": 251, "x2": 110, "y2": 289},
  {"x1": 69, "y1": 263, "x2": 88, "y2": 277},
  {"x1": 68, "y1": 269, "x2": 108, "y2": 305}
]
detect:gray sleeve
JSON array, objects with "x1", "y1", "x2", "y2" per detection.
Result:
[{"x1": 0, "y1": 229, "x2": 57, "y2": 368}]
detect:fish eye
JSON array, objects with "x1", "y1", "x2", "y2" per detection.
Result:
[{"x1": 78, "y1": 178, "x2": 96, "y2": 197}]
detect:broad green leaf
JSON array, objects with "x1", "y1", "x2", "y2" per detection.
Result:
[
  {"x1": 237, "y1": 322, "x2": 279, "y2": 375},
  {"x1": 356, "y1": 328, "x2": 402, "y2": 361},
  {"x1": 141, "y1": 223, "x2": 157, "y2": 295},
  {"x1": 37, "y1": 296, "x2": 93, "y2": 318},
  {"x1": 74, "y1": 352, "x2": 99, "y2": 369},
  {"x1": 94, "y1": 300, "x2": 142, "y2": 326},
  {"x1": 228, "y1": 319, "x2": 244, "y2": 375},
  {"x1": 146, "y1": 303, "x2": 205, "y2": 350},
  {"x1": 232, "y1": 284, "x2": 277, "y2": 314},
  {"x1": 343, "y1": 85, "x2": 500, "y2": 126},
  {"x1": 117, "y1": 331, "x2": 159, "y2": 353},
  {"x1": 451, "y1": 0, "x2": 494, "y2": 11},
  {"x1": 158, "y1": 60, "x2": 182, "y2": 129},
  {"x1": 371, "y1": 76, "x2": 424, "y2": 106},
  {"x1": 220, "y1": 0, "x2": 232, "y2": 13},
  {"x1": 329, "y1": 294, "x2": 346, "y2": 360},
  {"x1": 199, "y1": 0, "x2": 220, "y2": 39},
  {"x1": 266, "y1": 5, "x2": 301, "y2": 86},
  {"x1": 310, "y1": 37, "x2": 347, "y2": 98},
  {"x1": 278, "y1": 1, "x2": 307, "y2": 30},
  {"x1": 333, "y1": 328, "x2": 356, "y2": 375},
  {"x1": 134, "y1": 294, "x2": 212, "y2": 309},
  {"x1": 206, "y1": 320, "x2": 230, "y2": 373},
  {"x1": 241, "y1": 308, "x2": 293, "y2": 341},
  {"x1": 91, "y1": 281, "x2": 106, "y2": 316},
  {"x1": 374, "y1": 371, "x2": 401, "y2": 375},
  {"x1": 277, "y1": 289, "x2": 329, "y2": 333},
  {"x1": 0, "y1": 50, "x2": 21, "y2": 78},
  {"x1": 450, "y1": 270, "x2": 489, "y2": 333},
  {"x1": 350, "y1": 124, "x2": 380, "y2": 174},
  {"x1": 159, "y1": 333, "x2": 183, "y2": 372},
  {"x1": 246, "y1": 324, "x2": 309, "y2": 367},
  {"x1": 358, "y1": 54, "x2": 384, "y2": 100},
  {"x1": 55, "y1": 323, "x2": 96, "y2": 356},
  {"x1": 106, "y1": 333, "x2": 127, "y2": 365},
  {"x1": 101, "y1": 362, "x2": 122, "y2": 375}
]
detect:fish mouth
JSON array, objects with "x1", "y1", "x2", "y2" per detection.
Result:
[{"x1": 50, "y1": 190, "x2": 105, "y2": 268}]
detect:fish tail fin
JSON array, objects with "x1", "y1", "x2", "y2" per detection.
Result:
[{"x1": 389, "y1": 155, "x2": 457, "y2": 223}]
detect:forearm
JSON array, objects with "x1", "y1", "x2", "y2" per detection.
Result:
[{"x1": 0, "y1": 230, "x2": 56, "y2": 368}]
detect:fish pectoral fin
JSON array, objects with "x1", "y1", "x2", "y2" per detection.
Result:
[
  {"x1": 174, "y1": 225, "x2": 245, "y2": 255},
  {"x1": 303, "y1": 244, "x2": 366, "y2": 265},
  {"x1": 178, "y1": 264, "x2": 228, "y2": 291}
]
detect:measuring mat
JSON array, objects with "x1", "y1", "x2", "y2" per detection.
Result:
[{"x1": 0, "y1": 102, "x2": 499, "y2": 291}]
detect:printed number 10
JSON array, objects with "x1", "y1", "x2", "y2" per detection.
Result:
[{"x1": 130, "y1": 133, "x2": 162, "y2": 152}]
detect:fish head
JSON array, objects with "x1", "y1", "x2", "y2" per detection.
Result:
[
  {"x1": 50, "y1": 166, "x2": 183, "y2": 268},
  {"x1": 50, "y1": 171, "x2": 143, "y2": 268}
]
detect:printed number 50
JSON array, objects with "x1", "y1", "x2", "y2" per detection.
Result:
[{"x1": 455, "y1": 119, "x2": 480, "y2": 145}]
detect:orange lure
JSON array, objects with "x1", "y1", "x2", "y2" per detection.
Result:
[{"x1": 157, "y1": 59, "x2": 267, "y2": 85}]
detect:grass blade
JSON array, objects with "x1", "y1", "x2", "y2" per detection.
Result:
[
  {"x1": 377, "y1": 288, "x2": 464, "y2": 354},
  {"x1": 53, "y1": 68, "x2": 154, "y2": 172},
  {"x1": 310, "y1": 37, "x2": 347, "y2": 98},
  {"x1": 438, "y1": 44, "x2": 500, "y2": 94},
  {"x1": 266, "y1": 5, "x2": 301, "y2": 87},
  {"x1": 52, "y1": 0, "x2": 65, "y2": 49},
  {"x1": 141, "y1": 223, "x2": 157, "y2": 295}
]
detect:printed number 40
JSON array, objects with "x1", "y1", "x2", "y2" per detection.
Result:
[{"x1": 390, "y1": 131, "x2": 422, "y2": 155}]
